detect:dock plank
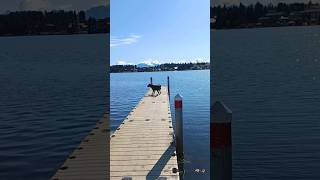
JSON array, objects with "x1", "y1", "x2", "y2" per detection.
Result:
[
  {"x1": 52, "y1": 112, "x2": 109, "y2": 180},
  {"x1": 110, "y1": 87, "x2": 180, "y2": 180}
]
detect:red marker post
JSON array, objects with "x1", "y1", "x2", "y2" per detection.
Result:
[
  {"x1": 211, "y1": 101, "x2": 232, "y2": 180},
  {"x1": 174, "y1": 94, "x2": 184, "y2": 171}
]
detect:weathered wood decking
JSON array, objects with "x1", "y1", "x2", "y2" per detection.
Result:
[
  {"x1": 52, "y1": 112, "x2": 110, "y2": 180},
  {"x1": 110, "y1": 86, "x2": 180, "y2": 180}
]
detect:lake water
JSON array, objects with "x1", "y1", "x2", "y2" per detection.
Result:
[
  {"x1": 212, "y1": 26, "x2": 320, "y2": 179},
  {"x1": 0, "y1": 34, "x2": 108, "y2": 179},
  {"x1": 110, "y1": 70, "x2": 210, "y2": 179},
  {"x1": 1, "y1": 26, "x2": 319, "y2": 180}
]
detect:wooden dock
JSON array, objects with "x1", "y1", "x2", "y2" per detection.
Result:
[
  {"x1": 52, "y1": 112, "x2": 110, "y2": 180},
  {"x1": 52, "y1": 86, "x2": 179, "y2": 180},
  {"x1": 110, "y1": 86, "x2": 180, "y2": 180}
]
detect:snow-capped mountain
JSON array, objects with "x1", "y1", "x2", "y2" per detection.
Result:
[{"x1": 136, "y1": 61, "x2": 160, "y2": 68}]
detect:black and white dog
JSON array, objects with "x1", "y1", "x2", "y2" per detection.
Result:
[{"x1": 147, "y1": 84, "x2": 161, "y2": 96}]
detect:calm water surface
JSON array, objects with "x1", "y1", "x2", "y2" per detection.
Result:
[
  {"x1": 212, "y1": 26, "x2": 320, "y2": 179},
  {"x1": 1, "y1": 26, "x2": 319, "y2": 180},
  {"x1": 0, "y1": 34, "x2": 108, "y2": 179},
  {"x1": 111, "y1": 70, "x2": 210, "y2": 179}
]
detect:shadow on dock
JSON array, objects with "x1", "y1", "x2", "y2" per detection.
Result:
[{"x1": 146, "y1": 144, "x2": 176, "y2": 180}]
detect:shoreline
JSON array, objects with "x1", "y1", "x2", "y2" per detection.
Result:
[
  {"x1": 0, "y1": 32, "x2": 109, "y2": 38},
  {"x1": 211, "y1": 24, "x2": 320, "y2": 31},
  {"x1": 110, "y1": 69, "x2": 209, "y2": 74}
]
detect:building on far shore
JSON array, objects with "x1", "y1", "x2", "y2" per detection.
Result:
[
  {"x1": 110, "y1": 62, "x2": 210, "y2": 73},
  {"x1": 211, "y1": 2, "x2": 320, "y2": 29}
]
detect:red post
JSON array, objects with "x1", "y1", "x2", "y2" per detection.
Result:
[
  {"x1": 174, "y1": 94, "x2": 184, "y2": 173},
  {"x1": 211, "y1": 101, "x2": 232, "y2": 180}
]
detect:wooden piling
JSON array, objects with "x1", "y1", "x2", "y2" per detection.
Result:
[
  {"x1": 211, "y1": 101, "x2": 232, "y2": 180},
  {"x1": 167, "y1": 76, "x2": 170, "y2": 99},
  {"x1": 174, "y1": 94, "x2": 184, "y2": 174}
]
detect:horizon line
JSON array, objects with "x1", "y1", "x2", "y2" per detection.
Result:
[{"x1": 111, "y1": 61, "x2": 210, "y2": 66}]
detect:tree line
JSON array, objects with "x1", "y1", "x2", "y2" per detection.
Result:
[
  {"x1": 211, "y1": 1, "x2": 320, "y2": 29},
  {"x1": 110, "y1": 62, "x2": 210, "y2": 73},
  {"x1": 0, "y1": 10, "x2": 109, "y2": 36}
]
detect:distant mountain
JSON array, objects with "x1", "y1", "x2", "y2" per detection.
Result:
[
  {"x1": 136, "y1": 62, "x2": 160, "y2": 68},
  {"x1": 86, "y1": 6, "x2": 108, "y2": 19}
]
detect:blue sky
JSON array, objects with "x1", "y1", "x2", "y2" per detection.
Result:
[{"x1": 111, "y1": 0, "x2": 210, "y2": 65}]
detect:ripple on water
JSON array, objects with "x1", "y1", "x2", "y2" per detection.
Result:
[{"x1": 0, "y1": 34, "x2": 107, "y2": 179}]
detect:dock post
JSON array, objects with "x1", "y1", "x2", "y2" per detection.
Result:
[
  {"x1": 150, "y1": 77, "x2": 153, "y2": 85},
  {"x1": 174, "y1": 94, "x2": 184, "y2": 173},
  {"x1": 211, "y1": 101, "x2": 232, "y2": 180},
  {"x1": 167, "y1": 76, "x2": 170, "y2": 99}
]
